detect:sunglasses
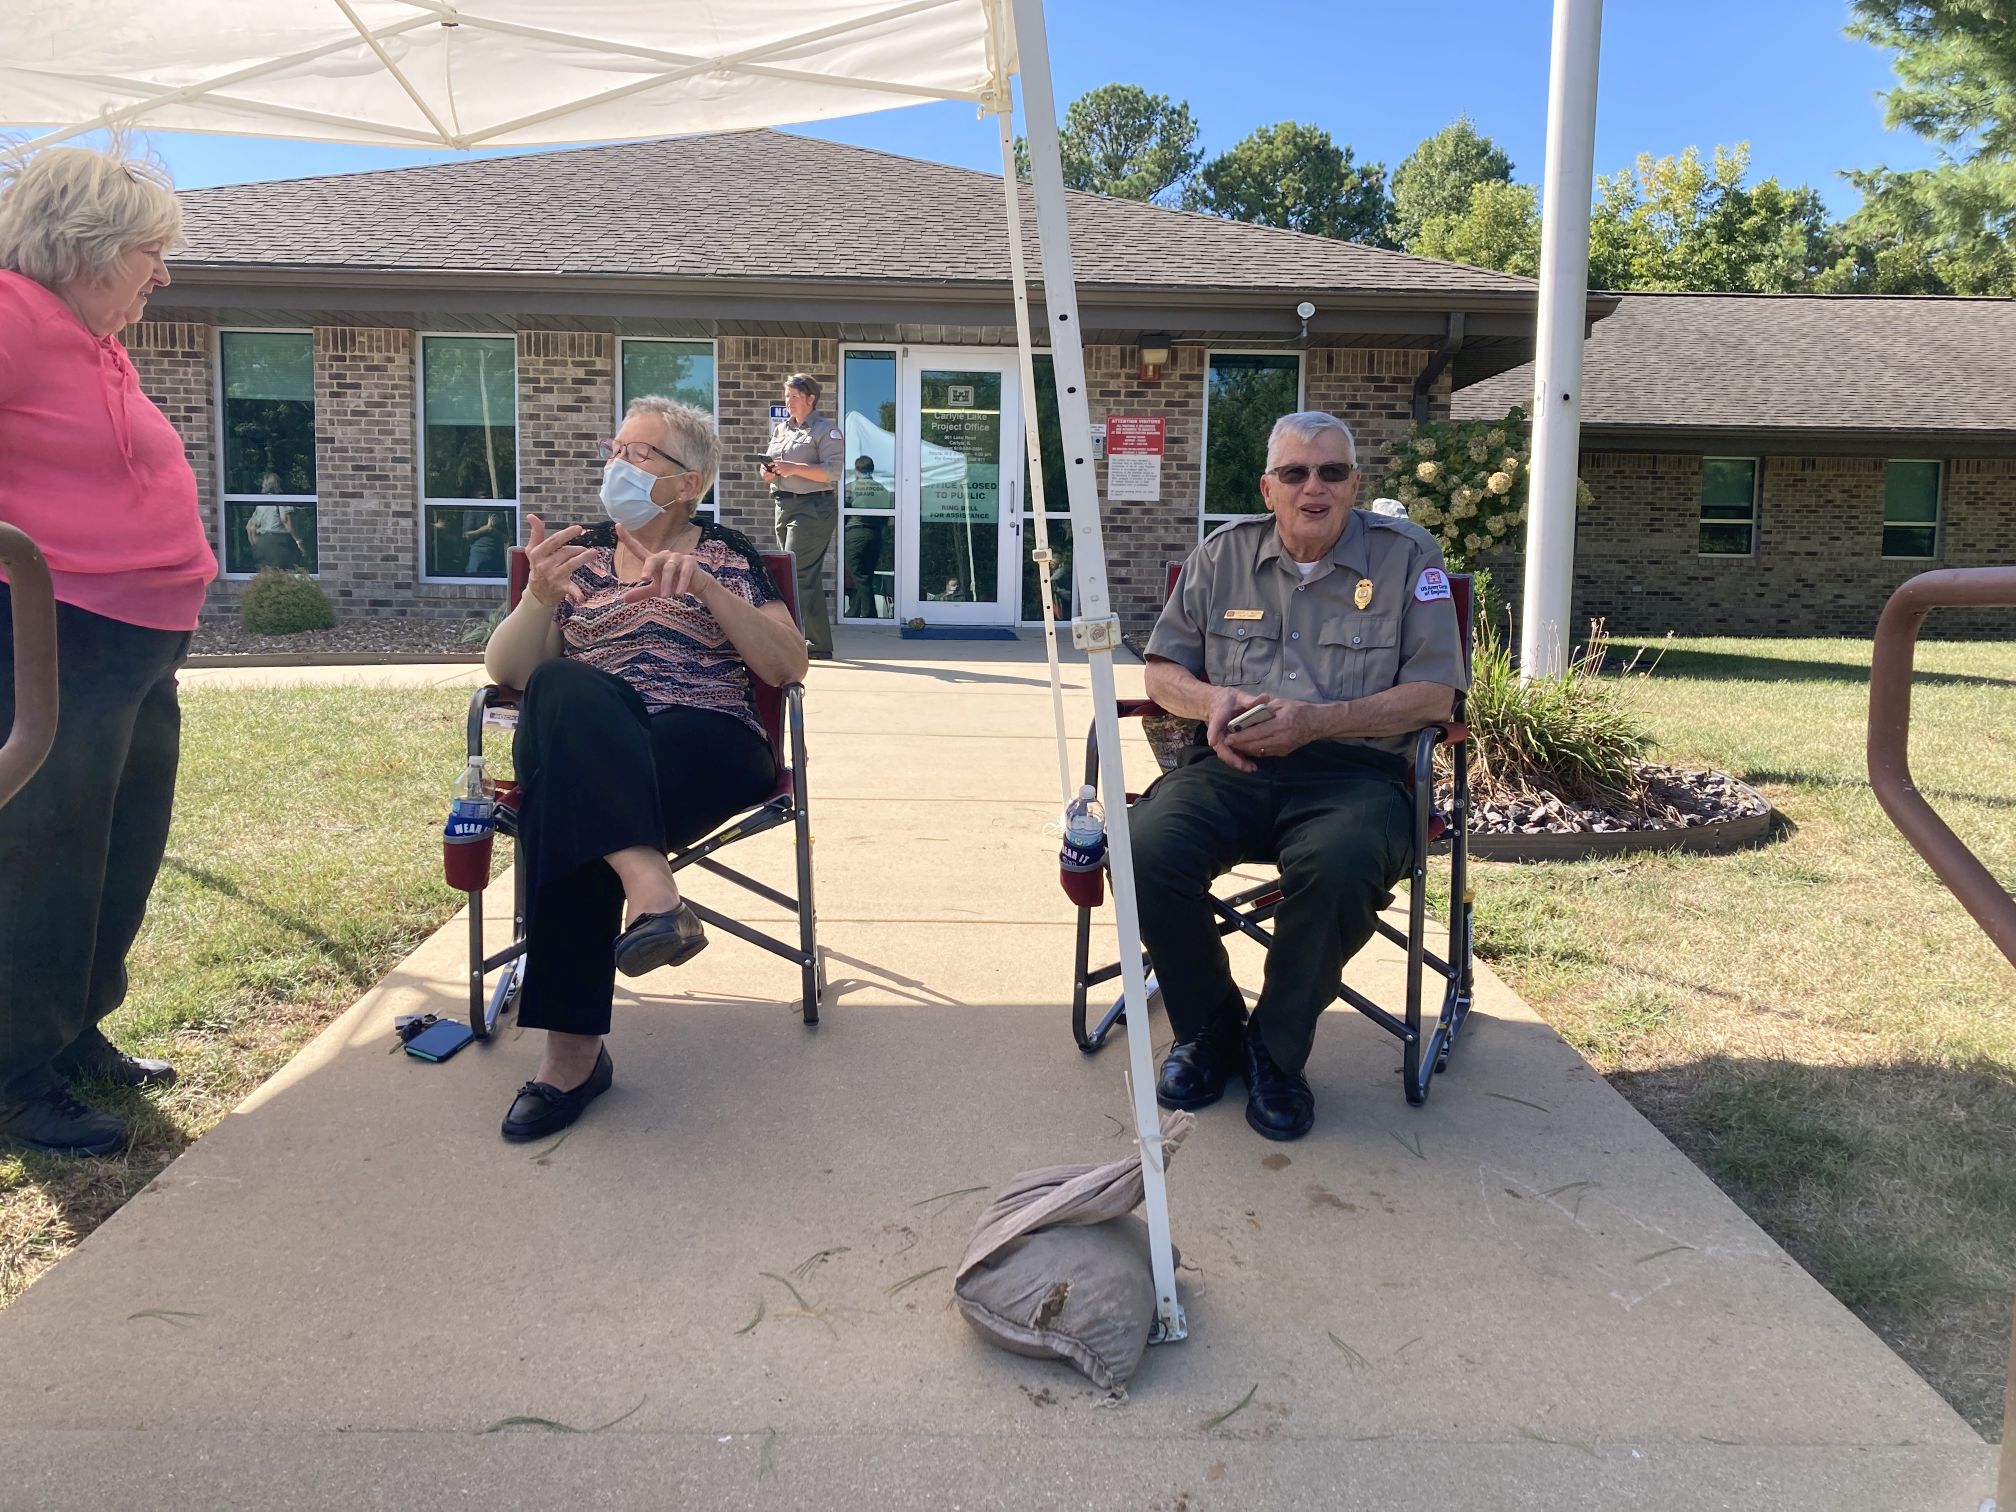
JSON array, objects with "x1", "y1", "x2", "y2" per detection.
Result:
[{"x1": 1266, "y1": 462, "x2": 1356, "y2": 486}]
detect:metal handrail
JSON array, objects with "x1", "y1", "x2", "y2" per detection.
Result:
[
  {"x1": 1866, "y1": 566, "x2": 2016, "y2": 969},
  {"x1": 1865, "y1": 565, "x2": 2016, "y2": 1508},
  {"x1": 0, "y1": 524, "x2": 58, "y2": 810}
]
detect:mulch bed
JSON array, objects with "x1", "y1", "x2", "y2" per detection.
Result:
[
  {"x1": 190, "y1": 617, "x2": 488, "y2": 659},
  {"x1": 1441, "y1": 763, "x2": 1771, "y2": 836}
]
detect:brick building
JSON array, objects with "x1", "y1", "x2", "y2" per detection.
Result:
[
  {"x1": 1454, "y1": 293, "x2": 2016, "y2": 638},
  {"x1": 136, "y1": 130, "x2": 1574, "y2": 635}
]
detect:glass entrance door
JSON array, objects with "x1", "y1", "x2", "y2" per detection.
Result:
[{"x1": 898, "y1": 352, "x2": 1022, "y2": 625}]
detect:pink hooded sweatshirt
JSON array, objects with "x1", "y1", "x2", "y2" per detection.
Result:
[{"x1": 0, "y1": 268, "x2": 217, "y2": 630}]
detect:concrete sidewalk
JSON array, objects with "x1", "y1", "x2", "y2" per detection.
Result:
[{"x1": 0, "y1": 632, "x2": 1993, "y2": 1509}]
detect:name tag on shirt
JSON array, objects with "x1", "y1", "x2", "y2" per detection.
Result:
[{"x1": 1222, "y1": 608, "x2": 1264, "y2": 621}]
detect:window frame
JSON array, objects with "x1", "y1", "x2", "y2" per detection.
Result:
[
  {"x1": 615, "y1": 336, "x2": 722, "y2": 522},
  {"x1": 836, "y1": 342, "x2": 901, "y2": 626},
  {"x1": 417, "y1": 331, "x2": 521, "y2": 586},
  {"x1": 1697, "y1": 455, "x2": 1760, "y2": 559},
  {"x1": 1881, "y1": 457, "x2": 1943, "y2": 562},
  {"x1": 214, "y1": 326, "x2": 320, "y2": 580},
  {"x1": 1199, "y1": 348, "x2": 1307, "y2": 536}
]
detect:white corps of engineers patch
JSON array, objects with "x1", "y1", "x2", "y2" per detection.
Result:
[{"x1": 1414, "y1": 567, "x2": 1453, "y2": 603}]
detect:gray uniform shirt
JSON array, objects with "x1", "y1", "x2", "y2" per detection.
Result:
[
  {"x1": 1145, "y1": 509, "x2": 1469, "y2": 758},
  {"x1": 766, "y1": 409, "x2": 846, "y2": 496}
]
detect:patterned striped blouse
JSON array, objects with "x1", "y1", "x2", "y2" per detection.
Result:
[{"x1": 553, "y1": 521, "x2": 781, "y2": 738}]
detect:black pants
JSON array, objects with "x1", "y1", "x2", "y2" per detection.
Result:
[
  {"x1": 513, "y1": 658, "x2": 776, "y2": 1037},
  {"x1": 1129, "y1": 744, "x2": 1413, "y2": 1075},
  {"x1": 0, "y1": 585, "x2": 191, "y2": 1104}
]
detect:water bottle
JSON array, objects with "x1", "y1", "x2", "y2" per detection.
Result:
[
  {"x1": 1059, "y1": 784, "x2": 1108, "y2": 909},
  {"x1": 442, "y1": 754, "x2": 497, "y2": 893}
]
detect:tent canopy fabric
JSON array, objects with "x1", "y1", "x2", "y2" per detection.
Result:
[{"x1": 10, "y1": 0, "x2": 1013, "y2": 148}]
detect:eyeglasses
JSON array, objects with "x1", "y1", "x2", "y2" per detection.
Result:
[
  {"x1": 1265, "y1": 462, "x2": 1356, "y2": 486},
  {"x1": 597, "y1": 438, "x2": 690, "y2": 471}
]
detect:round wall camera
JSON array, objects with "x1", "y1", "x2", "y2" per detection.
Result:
[{"x1": 1295, "y1": 301, "x2": 1317, "y2": 321}]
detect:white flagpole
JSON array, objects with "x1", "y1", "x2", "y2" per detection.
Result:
[
  {"x1": 1521, "y1": 0, "x2": 1604, "y2": 679},
  {"x1": 1005, "y1": 0, "x2": 1184, "y2": 1343}
]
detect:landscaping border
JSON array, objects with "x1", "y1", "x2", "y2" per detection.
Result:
[
  {"x1": 1442, "y1": 803, "x2": 1777, "y2": 862},
  {"x1": 183, "y1": 651, "x2": 487, "y2": 669}
]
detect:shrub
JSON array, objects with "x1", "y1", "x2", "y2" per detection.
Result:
[
  {"x1": 1381, "y1": 406, "x2": 1593, "y2": 571},
  {"x1": 240, "y1": 568, "x2": 336, "y2": 636},
  {"x1": 1460, "y1": 606, "x2": 1651, "y2": 802}
]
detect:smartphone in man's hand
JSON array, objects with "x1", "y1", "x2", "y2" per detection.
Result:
[{"x1": 1226, "y1": 703, "x2": 1275, "y2": 734}]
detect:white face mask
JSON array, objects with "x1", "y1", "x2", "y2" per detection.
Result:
[{"x1": 599, "y1": 458, "x2": 665, "y2": 530}]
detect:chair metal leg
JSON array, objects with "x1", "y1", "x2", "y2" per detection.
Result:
[
  {"x1": 788, "y1": 687, "x2": 820, "y2": 1027},
  {"x1": 467, "y1": 886, "x2": 488, "y2": 1035}
]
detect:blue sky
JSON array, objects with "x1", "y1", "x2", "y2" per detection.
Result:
[{"x1": 38, "y1": 0, "x2": 1941, "y2": 216}]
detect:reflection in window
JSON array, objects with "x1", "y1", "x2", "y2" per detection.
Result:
[
  {"x1": 422, "y1": 336, "x2": 517, "y2": 580},
  {"x1": 1204, "y1": 353, "x2": 1301, "y2": 525},
  {"x1": 220, "y1": 331, "x2": 318, "y2": 575},
  {"x1": 1698, "y1": 458, "x2": 1758, "y2": 557},
  {"x1": 840, "y1": 350, "x2": 897, "y2": 621},
  {"x1": 1882, "y1": 460, "x2": 1940, "y2": 560},
  {"x1": 621, "y1": 339, "x2": 718, "y2": 515}
]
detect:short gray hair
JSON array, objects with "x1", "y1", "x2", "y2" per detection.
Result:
[
  {"x1": 625, "y1": 395, "x2": 718, "y2": 485},
  {"x1": 1265, "y1": 411, "x2": 1357, "y2": 470},
  {"x1": 0, "y1": 143, "x2": 183, "y2": 288}
]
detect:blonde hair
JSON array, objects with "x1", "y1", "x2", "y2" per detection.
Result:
[{"x1": 0, "y1": 142, "x2": 183, "y2": 288}]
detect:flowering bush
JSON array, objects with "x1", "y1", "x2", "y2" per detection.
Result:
[{"x1": 1380, "y1": 406, "x2": 1590, "y2": 570}]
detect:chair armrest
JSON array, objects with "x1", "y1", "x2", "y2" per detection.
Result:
[{"x1": 1116, "y1": 698, "x2": 1170, "y2": 720}]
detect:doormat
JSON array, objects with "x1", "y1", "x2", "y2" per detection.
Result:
[{"x1": 898, "y1": 625, "x2": 1020, "y2": 641}]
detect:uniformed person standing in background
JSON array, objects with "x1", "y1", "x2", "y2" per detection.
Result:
[
  {"x1": 1131, "y1": 411, "x2": 1468, "y2": 1142},
  {"x1": 761, "y1": 373, "x2": 845, "y2": 660}
]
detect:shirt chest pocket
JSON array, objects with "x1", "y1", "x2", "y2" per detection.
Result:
[
  {"x1": 1318, "y1": 612, "x2": 1401, "y2": 699},
  {"x1": 1204, "y1": 614, "x2": 1279, "y2": 687}
]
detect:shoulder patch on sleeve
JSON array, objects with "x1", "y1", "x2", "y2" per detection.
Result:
[
  {"x1": 828, "y1": 429, "x2": 842, "y2": 440},
  {"x1": 1414, "y1": 566, "x2": 1453, "y2": 604}
]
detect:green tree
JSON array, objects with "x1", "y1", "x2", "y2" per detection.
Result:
[
  {"x1": 1183, "y1": 122, "x2": 1393, "y2": 245},
  {"x1": 1835, "y1": 2, "x2": 2016, "y2": 294},
  {"x1": 1585, "y1": 144, "x2": 1835, "y2": 291},
  {"x1": 1409, "y1": 180, "x2": 1542, "y2": 276},
  {"x1": 1391, "y1": 116, "x2": 1515, "y2": 250},
  {"x1": 1013, "y1": 83, "x2": 1201, "y2": 204}
]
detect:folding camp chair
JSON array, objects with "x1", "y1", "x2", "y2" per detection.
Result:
[
  {"x1": 457, "y1": 545, "x2": 823, "y2": 1037},
  {"x1": 1071, "y1": 563, "x2": 1475, "y2": 1106}
]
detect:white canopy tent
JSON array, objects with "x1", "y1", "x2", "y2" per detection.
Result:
[
  {"x1": 9, "y1": 0, "x2": 1605, "y2": 1348},
  {"x1": 8, "y1": 0, "x2": 1184, "y2": 1341}
]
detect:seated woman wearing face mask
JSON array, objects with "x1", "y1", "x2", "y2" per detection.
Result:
[{"x1": 482, "y1": 397, "x2": 809, "y2": 1141}]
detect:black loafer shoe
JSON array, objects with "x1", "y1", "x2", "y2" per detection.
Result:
[
  {"x1": 501, "y1": 1047, "x2": 613, "y2": 1143},
  {"x1": 58, "y1": 1031, "x2": 177, "y2": 1089},
  {"x1": 1155, "y1": 1016, "x2": 1245, "y2": 1111},
  {"x1": 1243, "y1": 1025, "x2": 1315, "y2": 1142},
  {"x1": 613, "y1": 902, "x2": 707, "y2": 978},
  {"x1": 0, "y1": 1086, "x2": 131, "y2": 1158}
]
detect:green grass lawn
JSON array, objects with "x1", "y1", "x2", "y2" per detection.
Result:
[
  {"x1": 0, "y1": 685, "x2": 489, "y2": 1309},
  {"x1": 1461, "y1": 634, "x2": 2016, "y2": 1434}
]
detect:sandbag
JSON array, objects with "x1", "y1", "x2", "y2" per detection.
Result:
[{"x1": 954, "y1": 1215, "x2": 1175, "y2": 1391}]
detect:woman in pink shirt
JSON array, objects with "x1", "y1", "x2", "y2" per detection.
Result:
[{"x1": 0, "y1": 146, "x2": 215, "y2": 1158}]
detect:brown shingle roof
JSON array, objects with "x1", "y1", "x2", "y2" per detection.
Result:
[
  {"x1": 173, "y1": 130, "x2": 1536, "y2": 299},
  {"x1": 1453, "y1": 291, "x2": 2016, "y2": 434}
]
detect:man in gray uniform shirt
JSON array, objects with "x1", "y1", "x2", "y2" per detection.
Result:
[
  {"x1": 762, "y1": 373, "x2": 846, "y2": 659},
  {"x1": 1133, "y1": 411, "x2": 1468, "y2": 1141}
]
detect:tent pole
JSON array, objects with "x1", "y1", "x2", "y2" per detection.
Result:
[
  {"x1": 1520, "y1": 0, "x2": 1603, "y2": 680},
  {"x1": 1006, "y1": 0, "x2": 1185, "y2": 1344},
  {"x1": 992, "y1": 102, "x2": 1073, "y2": 806}
]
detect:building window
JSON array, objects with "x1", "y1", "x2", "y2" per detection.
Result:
[
  {"x1": 421, "y1": 335, "x2": 517, "y2": 581},
  {"x1": 1021, "y1": 354, "x2": 1071, "y2": 623},
  {"x1": 1698, "y1": 457, "x2": 1758, "y2": 556},
  {"x1": 619, "y1": 338, "x2": 718, "y2": 518},
  {"x1": 839, "y1": 348, "x2": 897, "y2": 622},
  {"x1": 1883, "y1": 460, "x2": 1940, "y2": 560},
  {"x1": 219, "y1": 330, "x2": 317, "y2": 575},
  {"x1": 1203, "y1": 352, "x2": 1303, "y2": 530}
]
